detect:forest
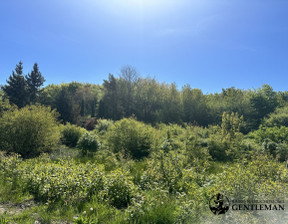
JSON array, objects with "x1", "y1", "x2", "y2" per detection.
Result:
[{"x1": 0, "y1": 62, "x2": 287, "y2": 223}]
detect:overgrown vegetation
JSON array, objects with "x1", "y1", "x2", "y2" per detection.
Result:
[{"x1": 0, "y1": 63, "x2": 287, "y2": 223}]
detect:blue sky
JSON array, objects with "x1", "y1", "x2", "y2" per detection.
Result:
[{"x1": 0, "y1": 0, "x2": 288, "y2": 93}]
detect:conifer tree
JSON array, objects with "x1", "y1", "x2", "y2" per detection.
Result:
[
  {"x1": 26, "y1": 63, "x2": 45, "y2": 103},
  {"x1": 2, "y1": 61, "x2": 27, "y2": 108}
]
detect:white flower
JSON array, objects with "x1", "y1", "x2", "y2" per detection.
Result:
[
  {"x1": 83, "y1": 211, "x2": 86, "y2": 215},
  {"x1": 90, "y1": 207, "x2": 93, "y2": 211}
]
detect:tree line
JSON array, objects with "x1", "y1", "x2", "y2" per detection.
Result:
[{"x1": 1, "y1": 62, "x2": 288, "y2": 133}]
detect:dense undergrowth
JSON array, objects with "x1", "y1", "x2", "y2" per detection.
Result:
[
  {"x1": 0, "y1": 106, "x2": 287, "y2": 223},
  {"x1": 0, "y1": 114, "x2": 287, "y2": 223},
  {"x1": 0, "y1": 151, "x2": 287, "y2": 223}
]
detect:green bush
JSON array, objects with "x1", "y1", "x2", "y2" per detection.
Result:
[
  {"x1": 274, "y1": 143, "x2": 288, "y2": 162},
  {"x1": 128, "y1": 194, "x2": 178, "y2": 224},
  {"x1": 106, "y1": 118, "x2": 155, "y2": 160},
  {"x1": 104, "y1": 169, "x2": 136, "y2": 209},
  {"x1": 248, "y1": 125, "x2": 288, "y2": 161},
  {"x1": 263, "y1": 106, "x2": 288, "y2": 127},
  {"x1": 77, "y1": 132, "x2": 100, "y2": 154},
  {"x1": 94, "y1": 119, "x2": 113, "y2": 134},
  {"x1": 207, "y1": 138, "x2": 229, "y2": 161},
  {"x1": 249, "y1": 125, "x2": 288, "y2": 143},
  {"x1": 141, "y1": 150, "x2": 186, "y2": 193},
  {"x1": 158, "y1": 124, "x2": 187, "y2": 152},
  {"x1": 0, "y1": 154, "x2": 106, "y2": 204},
  {"x1": 210, "y1": 154, "x2": 288, "y2": 201},
  {"x1": 0, "y1": 105, "x2": 60, "y2": 158},
  {"x1": 61, "y1": 123, "x2": 87, "y2": 147},
  {"x1": 261, "y1": 139, "x2": 288, "y2": 162}
]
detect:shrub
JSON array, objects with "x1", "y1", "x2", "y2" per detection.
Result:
[
  {"x1": 249, "y1": 125, "x2": 288, "y2": 143},
  {"x1": 77, "y1": 132, "x2": 100, "y2": 154},
  {"x1": 84, "y1": 118, "x2": 97, "y2": 131},
  {"x1": 0, "y1": 95, "x2": 13, "y2": 116},
  {"x1": 207, "y1": 139, "x2": 229, "y2": 162},
  {"x1": 104, "y1": 169, "x2": 136, "y2": 209},
  {"x1": 94, "y1": 119, "x2": 113, "y2": 134},
  {"x1": 128, "y1": 196, "x2": 177, "y2": 224},
  {"x1": 61, "y1": 123, "x2": 87, "y2": 147},
  {"x1": 106, "y1": 118, "x2": 155, "y2": 160},
  {"x1": 274, "y1": 143, "x2": 288, "y2": 162},
  {"x1": 210, "y1": 154, "x2": 288, "y2": 202},
  {"x1": 158, "y1": 124, "x2": 187, "y2": 152},
  {"x1": 0, "y1": 105, "x2": 60, "y2": 158},
  {"x1": 261, "y1": 139, "x2": 288, "y2": 162},
  {"x1": 141, "y1": 150, "x2": 186, "y2": 193},
  {"x1": 14, "y1": 156, "x2": 105, "y2": 204},
  {"x1": 263, "y1": 106, "x2": 288, "y2": 127}
]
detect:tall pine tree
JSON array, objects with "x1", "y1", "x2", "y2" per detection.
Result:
[
  {"x1": 2, "y1": 61, "x2": 27, "y2": 108},
  {"x1": 26, "y1": 63, "x2": 45, "y2": 103}
]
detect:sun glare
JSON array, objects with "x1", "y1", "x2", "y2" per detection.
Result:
[{"x1": 107, "y1": 0, "x2": 176, "y2": 14}]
